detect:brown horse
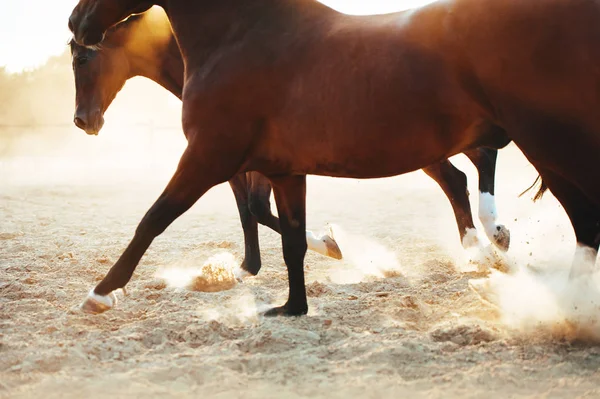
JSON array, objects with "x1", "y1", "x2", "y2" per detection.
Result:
[
  {"x1": 68, "y1": 7, "x2": 510, "y2": 271},
  {"x1": 68, "y1": 10, "x2": 343, "y2": 279},
  {"x1": 68, "y1": 0, "x2": 600, "y2": 317}
]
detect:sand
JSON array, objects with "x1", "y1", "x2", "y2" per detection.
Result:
[{"x1": 2, "y1": 128, "x2": 600, "y2": 398}]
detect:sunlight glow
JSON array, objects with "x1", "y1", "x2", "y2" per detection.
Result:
[{"x1": 0, "y1": 0, "x2": 436, "y2": 73}]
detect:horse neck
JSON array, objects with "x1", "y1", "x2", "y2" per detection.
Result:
[
  {"x1": 124, "y1": 17, "x2": 184, "y2": 99},
  {"x1": 164, "y1": 0, "x2": 336, "y2": 66}
]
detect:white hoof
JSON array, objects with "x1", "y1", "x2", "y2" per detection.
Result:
[
  {"x1": 80, "y1": 289, "x2": 116, "y2": 314},
  {"x1": 306, "y1": 228, "x2": 343, "y2": 260},
  {"x1": 233, "y1": 267, "x2": 251, "y2": 283},
  {"x1": 322, "y1": 234, "x2": 342, "y2": 260}
]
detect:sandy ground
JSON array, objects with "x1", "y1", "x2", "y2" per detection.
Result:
[{"x1": 2, "y1": 128, "x2": 600, "y2": 398}]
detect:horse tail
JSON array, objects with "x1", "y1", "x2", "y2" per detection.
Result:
[{"x1": 518, "y1": 175, "x2": 548, "y2": 202}]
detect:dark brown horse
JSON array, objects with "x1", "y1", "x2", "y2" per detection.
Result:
[
  {"x1": 68, "y1": 7, "x2": 510, "y2": 275},
  {"x1": 68, "y1": 0, "x2": 600, "y2": 316}
]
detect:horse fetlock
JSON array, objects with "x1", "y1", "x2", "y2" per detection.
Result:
[
  {"x1": 234, "y1": 266, "x2": 252, "y2": 282},
  {"x1": 80, "y1": 289, "x2": 117, "y2": 314},
  {"x1": 240, "y1": 253, "x2": 261, "y2": 276},
  {"x1": 478, "y1": 192, "x2": 499, "y2": 223},
  {"x1": 263, "y1": 301, "x2": 308, "y2": 317},
  {"x1": 461, "y1": 227, "x2": 481, "y2": 249}
]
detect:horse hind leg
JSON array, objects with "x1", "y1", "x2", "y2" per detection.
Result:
[
  {"x1": 535, "y1": 167, "x2": 600, "y2": 277},
  {"x1": 471, "y1": 166, "x2": 600, "y2": 305},
  {"x1": 505, "y1": 114, "x2": 600, "y2": 274},
  {"x1": 263, "y1": 175, "x2": 309, "y2": 317},
  {"x1": 247, "y1": 171, "x2": 280, "y2": 233},
  {"x1": 464, "y1": 148, "x2": 510, "y2": 251},
  {"x1": 228, "y1": 173, "x2": 262, "y2": 278},
  {"x1": 247, "y1": 171, "x2": 342, "y2": 260}
]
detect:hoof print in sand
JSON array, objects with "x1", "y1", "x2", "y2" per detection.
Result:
[{"x1": 430, "y1": 323, "x2": 497, "y2": 346}]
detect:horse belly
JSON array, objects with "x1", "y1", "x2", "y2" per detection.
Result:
[
  {"x1": 258, "y1": 32, "x2": 481, "y2": 178},
  {"x1": 261, "y1": 107, "x2": 476, "y2": 179}
]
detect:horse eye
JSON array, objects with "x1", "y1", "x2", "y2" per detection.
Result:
[{"x1": 76, "y1": 57, "x2": 88, "y2": 66}]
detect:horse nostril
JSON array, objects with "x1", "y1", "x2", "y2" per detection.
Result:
[{"x1": 74, "y1": 116, "x2": 87, "y2": 129}]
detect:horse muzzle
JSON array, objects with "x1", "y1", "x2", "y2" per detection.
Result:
[{"x1": 73, "y1": 109, "x2": 104, "y2": 136}]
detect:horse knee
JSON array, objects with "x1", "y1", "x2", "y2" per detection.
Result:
[{"x1": 440, "y1": 164, "x2": 468, "y2": 196}]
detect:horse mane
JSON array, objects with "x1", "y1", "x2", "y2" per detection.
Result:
[{"x1": 68, "y1": 13, "x2": 146, "y2": 51}]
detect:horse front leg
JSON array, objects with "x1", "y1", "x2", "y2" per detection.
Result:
[
  {"x1": 228, "y1": 173, "x2": 262, "y2": 277},
  {"x1": 263, "y1": 175, "x2": 309, "y2": 317},
  {"x1": 80, "y1": 144, "x2": 233, "y2": 313},
  {"x1": 465, "y1": 148, "x2": 510, "y2": 251},
  {"x1": 423, "y1": 161, "x2": 479, "y2": 248}
]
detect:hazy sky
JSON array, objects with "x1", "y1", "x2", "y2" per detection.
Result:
[{"x1": 0, "y1": 0, "x2": 435, "y2": 73}]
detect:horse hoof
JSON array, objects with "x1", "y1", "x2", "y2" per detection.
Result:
[
  {"x1": 233, "y1": 267, "x2": 251, "y2": 283},
  {"x1": 323, "y1": 225, "x2": 343, "y2": 260},
  {"x1": 79, "y1": 289, "x2": 116, "y2": 314},
  {"x1": 492, "y1": 225, "x2": 510, "y2": 252},
  {"x1": 239, "y1": 258, "x2": 261, "y2": 277},
  {"x1": 262, "y1": 304, "x2": 308, "y2": 317},
  {"x1": 322, "y1": 235, "x2": 342, "y2": 260}
]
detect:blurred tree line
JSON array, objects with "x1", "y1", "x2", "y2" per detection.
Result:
[{"x1": 0, "y1": 51, "x2": 74, "y2": 127}]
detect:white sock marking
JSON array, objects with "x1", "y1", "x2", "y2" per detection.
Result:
[
  {"x1": 306, "y1": 231, "x2": 329, "y2": 257},
  {"x1": 479, "y1": 191, "x2": 499, "y2": 240},
  {"x1": 462, "y1": 227, "x2": 481, "y2": 249},
  {"x1": 86, "y1": 289, "x2": 115, "y2": 308},
  {"x1": 233, "y1": 267, "x2": 251, "y2": 282}
]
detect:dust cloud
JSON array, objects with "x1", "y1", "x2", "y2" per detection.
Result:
[
  {"x1": 469, "y1": 246, "x2": 600, "y2": 342},
  {"x1": 157, "y1": 252, "x2": 239, "y2": 293},
  {"x1": 3, "y1": 7, "x2": 600, "y2": 395},
  {"x1": 327, "y1": 223, "x2": 404, "y2": 283}
]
